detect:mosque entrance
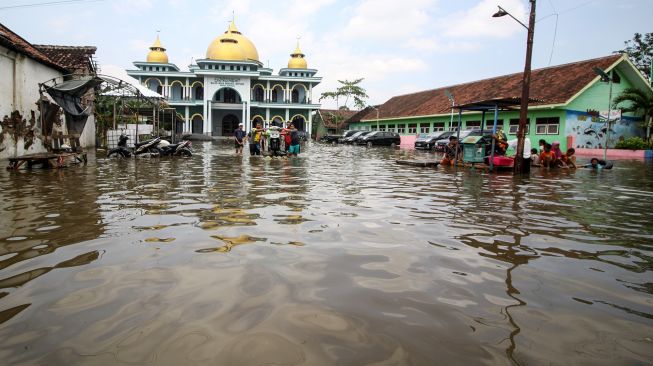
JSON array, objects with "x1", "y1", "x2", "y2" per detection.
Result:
[
  {"x1": 222, "y1": 114, "x2": 239, "y2": 136},
  {"x1": 192, "y1": 115, "x2": 203, "y2": 134}
]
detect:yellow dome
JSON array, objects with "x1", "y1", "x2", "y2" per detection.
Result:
[
  {"x1": 206, "y1": 21, "x2": 259, "y2": 61},
  {"x1": 287, "y1": 41, "x2": 307, "y2": 69},
  {"x1": 146, "y1": 35, "x2": 169, "y2": 63}
]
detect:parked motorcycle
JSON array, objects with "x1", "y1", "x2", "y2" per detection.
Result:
[
  {"x1": 157, "y1": 139, "x2": 193, "y2": 157},
  {"x1": 107, "y1": 135, "x2": 161, "y2": 158}
]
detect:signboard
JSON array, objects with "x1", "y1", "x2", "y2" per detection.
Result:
[
  {"x1": 599, "y1": 110, "x2": 622, "y2": 120},
  {"x1": 209, "y1": 77, "x2": 245, "y2": 87}
]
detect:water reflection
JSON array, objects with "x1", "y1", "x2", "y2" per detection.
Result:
[{"x1": 0, "y1": 142, "x2": 652, "y2": 364}]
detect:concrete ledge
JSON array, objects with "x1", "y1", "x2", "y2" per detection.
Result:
[{"x1": 575, "y1": 148, "x2": 653, "y2": 159}]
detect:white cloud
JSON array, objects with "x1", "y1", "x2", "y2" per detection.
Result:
[{"x1": 442, "y1": 0, "x2": 527, "y2": 39}]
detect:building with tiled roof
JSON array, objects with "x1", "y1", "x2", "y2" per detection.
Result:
[
  {"x1": 0, "y1": 22, "x2": 97, "y2": 159},
  {"x1": 34, "y1": 45, "x2": 97, "y2": 75},
  {"x1": 350, "y1": 54, "x2": 652, "y2": 150}
]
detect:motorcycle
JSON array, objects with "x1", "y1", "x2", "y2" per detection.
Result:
[
  {"x1": 268, "y1": 126, "x2": 285, "y2": 157},
  {"x1": 107, "y1": 135, "x2": 161, "y2": 158},
  {"x1": 157, "y1": 139, "x2": 193, "y2": 157}
]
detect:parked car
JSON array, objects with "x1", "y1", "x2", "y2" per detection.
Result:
[
  {"x1": 343, "y1": 130, "x2": 371, "y2": 144},
  {"x1": 358, "y1": 131, "x2": 401, "y2": 147},
  {"x1": 434, "y1": 130, "x2": 492, "y2": 152},
  {"x1": 319, "y1": 134, "x2": 341, "y2": 143},
  {"x1": 338, "y1": 130, "x2": 359, "y2": 143},
  {"x1": 414, "y1": 131, "x2": 446, "y2": 150}
]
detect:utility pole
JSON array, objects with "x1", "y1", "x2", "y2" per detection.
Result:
[{"x1": 514, "y1": 0, "x2": 536, "y2": 174}]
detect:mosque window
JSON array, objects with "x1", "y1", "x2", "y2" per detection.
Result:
[{"x1": 230, "y1": 65, "x2": 234, "y2": 70}]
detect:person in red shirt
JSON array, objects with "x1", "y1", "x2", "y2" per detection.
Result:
[
  {"x1": 281, "y1": 122, "x2": 292, "y2": 152},
  {"x1": 540, "y1": 143, "x2": 556, "y2": 168}
]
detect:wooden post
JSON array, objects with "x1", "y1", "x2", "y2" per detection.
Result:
[{"x1": 514, "y1": 0, "x2": 536, "y2": 174}]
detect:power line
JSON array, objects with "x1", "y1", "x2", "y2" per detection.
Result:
[{"x1": 0, "y1": 0, "x2": 105, "y2": 11}]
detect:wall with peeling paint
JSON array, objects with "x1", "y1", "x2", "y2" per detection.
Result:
[{"x1": 0, "y1": 45, "x2": 95, "y2": 160}]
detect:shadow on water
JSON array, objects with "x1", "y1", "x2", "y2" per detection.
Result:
[{"x1": 0, "y1": 142, "x2": 652, "y2": 364}]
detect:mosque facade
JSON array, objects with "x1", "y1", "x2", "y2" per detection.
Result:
[{"x1": 126, "y1": 21, "x2": 321, "y2": 137}]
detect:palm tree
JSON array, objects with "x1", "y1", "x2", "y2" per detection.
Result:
[{"x1": 613, "y1": 87, "x2": 653, "y2": 142}]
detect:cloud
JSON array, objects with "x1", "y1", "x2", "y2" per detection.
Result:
[
  {"x1": 112, "y1": 0, "x2": 153, "y2": 14},
  {"x1": 442, "y1": 0, "x2": 527, "y2": 39}
]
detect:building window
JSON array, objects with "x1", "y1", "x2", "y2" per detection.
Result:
[
  {"x1": 378, "y1": 125, "x2": 386, "y2": 131},
  {"x1": 420, "y1": 125, "x2": 429, "y2": 133},
  {"x1": 466, "y1": 120, "x2": 481, "y2": 130},
  {"x1": 408, "y1": 123, "x2": 417, "y2": 134},
  {"x1": 509, "y1": 118, "x2": 530, "y2": 134},
  {"x1": 433, "y1": 122, "x2": 445, "y2": 132},
  {"x1": 449, "y1": 125, "x2": 458, "y2": 132},
  {"x1": 371, "y1": 125, "x2": 377, "y2": 131},
  {"x1": 535, "y1": 117, "x2": 559, "y2": 135},
  {"x1": 387, "y1": 124, "x2": 395, "y2": 132},
  {"x1": 397, "y1": 125, "x2": 406, "y2": 134}
]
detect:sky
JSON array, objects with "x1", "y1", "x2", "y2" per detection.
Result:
[{"x1": 0, "y1": 0, "x2": 650, "y2": 109}]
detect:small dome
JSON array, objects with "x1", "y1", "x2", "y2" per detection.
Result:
[
  {"x1": 288, "y1": 42, "x2": 307, "y2": 69},
  {"x1": 206, "y1": 21, "x2": 259, "y2": 62},
  {"x1": 146, "y1": 35, "x2": 168, "y2": 63}
]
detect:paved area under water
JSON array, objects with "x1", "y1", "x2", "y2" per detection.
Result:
[{"x1": 0, "y1": 141, "x2": 652, "y2": 365}]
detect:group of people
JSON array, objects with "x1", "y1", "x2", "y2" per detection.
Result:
[
  {"x1": 439, "y1": 127, "x2": 582, "y2": 170},
  {"x1": 532, "y1": 139, "x2": 576, "y2": 169},
  {"x1": 233, "y1": 123, "x2": 302, "y2": 157}
]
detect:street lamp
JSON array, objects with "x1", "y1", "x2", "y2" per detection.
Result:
[
  {"x1": 593, "y1": 66, "x2": 613, "y2": 160},
  {"x1": 369, "y1": 105, "x2": 380, "y2": 131},
  {"x1": 493, "y1": 1, "x2": 536, "y2": 174}
]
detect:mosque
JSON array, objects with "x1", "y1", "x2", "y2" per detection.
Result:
[{"x1": 126, "y1": 21, "x2": 321, "y2": 137}]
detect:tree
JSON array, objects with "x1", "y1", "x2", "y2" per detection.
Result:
[
  {"x1": 613, "y1": 87, "x2": 653, "y2": 143},
  {"x1": 620, "y1": 32, "x2": 653, "y2": 78},
  {"x1": 319, "y1": 78, "x2": 369, "y2": 110}
]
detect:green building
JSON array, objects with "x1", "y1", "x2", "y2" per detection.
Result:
[{"x1": 349, "y1": 54, "x2": 652, "y2": 151}]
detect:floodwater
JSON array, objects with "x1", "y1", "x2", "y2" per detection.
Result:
[{"x1": 0, "y1": 141, "x2": 652, "y2": 365}]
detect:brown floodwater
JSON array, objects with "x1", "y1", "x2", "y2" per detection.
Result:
[{"x1": 0, "y1": 141, "x2": 652, "y2": 365}]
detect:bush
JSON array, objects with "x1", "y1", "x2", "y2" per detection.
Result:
[{"x1": 614, "y1": 137, "x2": 649, "y2": 150}]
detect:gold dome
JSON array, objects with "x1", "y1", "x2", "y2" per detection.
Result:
[
  {"x1": 206, "y1": 21, "x2": 259, "y2": 61},
  {"x1": 288, "y1": 41, "x2": 307, "y2": 69},
  {"x1": 146, "y1": 35, "x2": 169, "y2": 63}
]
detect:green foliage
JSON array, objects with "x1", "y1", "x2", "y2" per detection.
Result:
[
  {"x1": 620, "y1": 32, "x2": 653, "y2": 78},
  {"x1": 615, "y1": 137, "x2": 649, "y2": 150},
  {"x1": 319, "y1": 78, "x2": 369, "y2": 110},
  {"x1": 613, "y1": 87, "x2": 653, "y2": 132}
]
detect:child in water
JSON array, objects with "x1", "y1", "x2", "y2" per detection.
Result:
[
  {"x1": 539, "y1": 143, "x2": 556, "y2": 168},
  {"x1": 561, "y1": 148, "x2": 576, "y2": 169},
  {"x1": 530, "y1": 148, "x2": 540, "y2": 166}
]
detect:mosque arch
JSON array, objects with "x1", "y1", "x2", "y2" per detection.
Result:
[
  {"x1": 270, "y1": 84, "x2": 285, "y2": 102},
  {"x1": 144, "y1": 77, "x2": 163, "y2": 95},
  {"x1": 290, "y1": 114, "x2": 306, "y2": 131},
  {"x1": 291, "y1": 84, "x2": 307, "y2": 103},
  {"x1": 251, "y1": 84, "x2": 265, "y2": 102},
  {"x1": 250, "y1": 115, "x2": 264, "y2": 129},
  {"x1": 170, "y1": 80, "x2": 184, "y2": 100},
  {"x1": 213, "y1": 87, "x2": 242, "y2": 103},
  {"x1": 190, "y1": 113, "x2": 204, "y2": 134}
]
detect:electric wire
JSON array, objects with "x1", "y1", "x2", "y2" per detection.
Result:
[{"x1": 0, "y1": 0, "x2": 105, "y2": 11}]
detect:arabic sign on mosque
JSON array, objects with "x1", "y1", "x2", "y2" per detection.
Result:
[{"x1": 210, "y1": 77, "x2": 245, "y2": 87}]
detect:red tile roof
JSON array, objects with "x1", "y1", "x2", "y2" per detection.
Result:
[
  {"x1": 0, "y1": 22, "x2": 67, "y2": 72},
  {"x1": 362, "y1": 54, "x2": 624, "y2": 121},
  {"x1": 318, "y1": 109, "x2": 357, "y2": 128},
  {"x1": 34, "y1": 45, "x2": 97, "y2": 73}
]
